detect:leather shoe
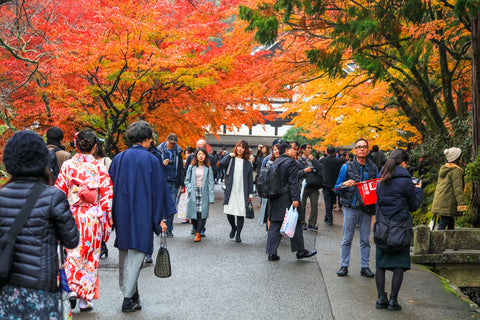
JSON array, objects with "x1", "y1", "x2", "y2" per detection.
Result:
[
  {"x1": 296, "y1": 250, "x2": 317, "y2": 259},
  {"x1": 337, "y1": 267, "x2": 348, "y2": 276},
  {"x1": 268, "y1": 254, "x2": 280, "y2": 261},
  {"x1": 360, "y1": 267, "x2": 375, "y2": 278}
]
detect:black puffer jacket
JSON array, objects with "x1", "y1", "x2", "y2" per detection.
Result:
[{"x1": 0, "y1": 178, "x2": 79, "y2": 292}]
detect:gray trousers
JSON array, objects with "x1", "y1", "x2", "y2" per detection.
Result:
[
  {"x1": 266, "y1": 220, "x2": 306, "y2": 255},
  {"x1": 119, "y1": 249, "x2": 146, "y2": 299},
  {"x1": 301, "y1": 186, "x2": 320, "y2": 226}
]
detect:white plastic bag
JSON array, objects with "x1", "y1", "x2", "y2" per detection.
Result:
[
  {"x1": 280, "y1": 205, "x2": 298, "y2": 238},
  {"x1": 176, "y1": 191, "x2": 187, "y2": 219}
]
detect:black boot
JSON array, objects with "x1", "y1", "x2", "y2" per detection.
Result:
[
  {"x1": 376, "y1": 291, "x2": 388, "y2": 309},
  {"x1": 100, "y1": 241, "x2": 108, "y2": 259},
  {"x1": 388, "y1": 293, "x2": 401, "y2": 311}
]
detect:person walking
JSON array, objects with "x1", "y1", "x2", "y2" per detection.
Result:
[
  {"x1": 109, "y1": 121, "x2": 176, "y2": 313},
  {"x1": 94, "y1": 137, "x2": 113, "y2": 260},
  {"x1": 374, "y1": 148, "x2": 423, "y2": 311},
  {"x1": 265, "y1": 141, "x2": 317, "y2": 261},
  {"x1": 157, "y1": 133, "x2": 184, "y2": 237},
  {"x1": 297, "y1": 143, "x2": 323, "y2": 230},
  {"x1": 219, "y1": 139, "x2": 254, "y2": 243},
  {"x1": 46, "y1": 126, "x2": 72, "y2": 182},
  {"x1": 320, "y1": 146, "x2": 342, "y2": 225},
  {"x1": 184, "y1": 148, "x2": 215, "y2": 242},
  {"x1": 334, "y1": 138, "x2": 378, "y2": 278},
  {"x1": 431, "y1": 147, "x2": 467, "y2": 230},
  {"x1": 55, "y1": 129, "x2": 114, "y2": 311},
  {"x1": 0, "y1": 131, "x2": 79, "y2": 319}
]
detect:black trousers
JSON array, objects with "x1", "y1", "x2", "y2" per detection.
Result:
[
  {"x1": 266, "y1": 219, "x2": 306, "y2": 255},
  {"x1": 191, "y1": 212, "x2": 206, "y2": 232}
]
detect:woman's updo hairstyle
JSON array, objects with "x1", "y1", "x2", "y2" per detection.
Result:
[
  {"x1": 76, "y1": 129, "x2": 97, "y2": 153},
  {"x1": 380, "y1": 148, "x2": 410, "y2": 184}
]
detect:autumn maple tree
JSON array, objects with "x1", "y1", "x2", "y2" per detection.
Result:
[
  {"x1": 0, "y1": 0, "x2": 290, "y2": 153},
  {"x1": 239, "y1": 0, "x2": 472, "y2": 147}
]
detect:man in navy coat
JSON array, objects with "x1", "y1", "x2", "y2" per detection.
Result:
[{"x1": 109, "y1": 121, "x2": 176, "y2": 313}]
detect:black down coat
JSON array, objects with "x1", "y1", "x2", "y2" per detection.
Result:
[{"x1": 0, "y1": 178, "x2": 79, "y2": 292}]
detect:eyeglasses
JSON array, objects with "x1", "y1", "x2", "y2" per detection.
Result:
[{"x1": 355, "y1": 145, "x2": 368, "y2": 150}]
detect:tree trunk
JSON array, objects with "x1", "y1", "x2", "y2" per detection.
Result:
[{"x1": 472, "y1": 12, "x2": 480, "y2": 227}]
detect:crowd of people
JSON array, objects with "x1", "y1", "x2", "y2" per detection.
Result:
[{"x1": 0, "y1": 121, "x2": 468, "y2": 317}]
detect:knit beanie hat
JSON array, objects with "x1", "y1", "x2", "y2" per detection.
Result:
[
  {"x1": 3, "y1": 131, "x2": 49, "y2": 177},
  {"x1": 444, "y1": 147, "x2": 461, "y2": 163}
]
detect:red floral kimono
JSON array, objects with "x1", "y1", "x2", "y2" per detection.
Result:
[{"x1": 55, "y1": 154, "x2": 113, "y2": 301}]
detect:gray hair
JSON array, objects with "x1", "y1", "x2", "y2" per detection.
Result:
[
  {"x1": 125, "y1": 121, "x2": 153, "y2": 144},
  {"x1": 196, "y1": 139, "x2": 207, "y2": 148}
]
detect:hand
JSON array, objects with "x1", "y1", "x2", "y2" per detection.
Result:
[
  {"x1": 292, "y1": 201, "x2": 299, "y2": 208},
  {"x1": 230, "y1": 153, "x2": 235, "y2": 157},
  {"x1": 304, "y1": 167, "x2": 313, "y2": 173},
  {"x1": 307, "y1": 154, "x2": 315, "y2": 160},
  {"x1": 163, "y1": 159, "x2": 170, "y2": 166},
  {"x1": 343, "y1": 179, "x2": 356, "y2": 187},
  {"x1": 415, "y1": 180, "x2": 422, "y2": 188},
  {"x1": 160, "y1": 220, "x2": 167, "y2": 233}
]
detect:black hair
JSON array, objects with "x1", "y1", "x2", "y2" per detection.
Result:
[
  {"x1": 125, "y1": 121, "x2": 153, "y2": 144},
  {"x1": 380, "y1": 148, "x2": 410, "y2": 184},
  {"x1": 372, "y1": 145, "x2": 379, "y2": 152},
  {"x1": 327, "y1": 146, "x2": 336, "y2": 155},
  {"x1": 355, "y1": 138, "x2": 368, "y2": 148},
  {"x1": 46, "y1": 126, "x2": 64, "y2": 144},
  {"x1": 279, "y1": 141, "x2": 294, "y2": 154},
  {"x1": 94, "y1": 137, "x2": 106, "y2": 158},
  {"x1": 301, "y1": 143, "x2": 311, "y2": 150},
  {"x1": 192, "y1": 148, "x2": 211, "y2": 167},
  {"x1": 76, "y1": 129, "x2": 97, "y2": 153}
]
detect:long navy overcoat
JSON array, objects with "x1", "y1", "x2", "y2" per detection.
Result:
[{"x1": 109, "y1": 144, "x2": 176, "y2": 254}]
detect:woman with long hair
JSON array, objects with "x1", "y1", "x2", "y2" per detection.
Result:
[
  {"x1": 55, "y1": 129, "x2": 113, "y2": 311},
  {"x1": 219, "y1": 140, "x2": 254, "y2": 243},
  {"x1": 375, "y1": 148, "x2": 423, "y2": 311},
  {"x1": 184, "y1": 148, "x2": 215, "y2": 242},
  {"x1": 0, "y1": 131, "x2": 79, "y2": 319}
]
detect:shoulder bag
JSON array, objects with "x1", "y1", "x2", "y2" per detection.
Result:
[
  {"x1": 0, "y1": 183, "x2": 45, "y2": 288},
  {"x1": 154, "y1": 232, "x2": 171, "y2": 278}
]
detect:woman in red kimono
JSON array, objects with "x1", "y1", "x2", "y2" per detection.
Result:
[{"x1": 55, "y1": 129, "x2": 113, "y2": 311}]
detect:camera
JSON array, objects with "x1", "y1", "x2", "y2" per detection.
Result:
[{"x1": 412, "y1": 178, "x2": 419, "y2": 184}]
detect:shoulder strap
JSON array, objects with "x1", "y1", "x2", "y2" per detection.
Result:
[
  {"x1": 226, "y1": 157, "x2": 233, "y2": 176},
  {"x1": 5, "y1": 183, "x2": 46, "y2": 242}
]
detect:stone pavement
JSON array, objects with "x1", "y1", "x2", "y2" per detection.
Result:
[{"x1": 73, "y1": 185, "x2": 479, "y2": 320}]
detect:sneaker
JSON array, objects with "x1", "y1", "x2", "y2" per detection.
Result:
[
  {"x1": 307, "y1": 225, "x2": 318, "y2": 230},
  {"x1": 201, "y1": 230, "x2": 205, "y2": 237},
  {"x1": 190, "y1": 226, "x2": 195, "y2": 234},
  {"x1": 122, "y1": 297, "x2": 141, "y2": 313},
  {"x1": 144, "y1": 254, "x2": 153, "y2": 264},
  {"x1": 166, "y1": 230, "x2": 173, "y2": 238},
  {"x1": 181, "y1": 219, "x2": 190, "y2": 223}
]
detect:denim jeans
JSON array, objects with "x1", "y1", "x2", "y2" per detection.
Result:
[
  {"x1": 166, "y1": 183, "x2": 178, "y2": 232},
  {"x1": 340, "y1": 207, "x2": 372, "y2": 268}
]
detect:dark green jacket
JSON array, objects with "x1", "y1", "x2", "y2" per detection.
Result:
[{"x1": 431, "y1": 163, "x2": 467, "y2": 216}]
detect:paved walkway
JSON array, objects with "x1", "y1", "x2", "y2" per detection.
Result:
[{"x1": 73, "y1": 185, "x2": 479, "y2": 319}]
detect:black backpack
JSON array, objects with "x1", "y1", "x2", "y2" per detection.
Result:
[
  {"x1": 256, "y1": 162, "x2": 283, "y2": 198},
  {"x1": 48, "y1": 147, "x2": 61, "y2": 181}
]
